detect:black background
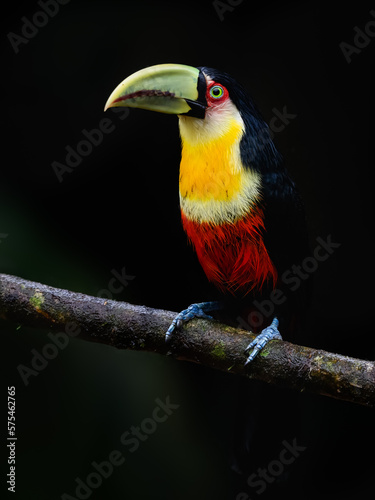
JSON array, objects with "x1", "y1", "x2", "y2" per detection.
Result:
[{"x1": 2, "y1": 1, "x2": 374, "y2": 499}]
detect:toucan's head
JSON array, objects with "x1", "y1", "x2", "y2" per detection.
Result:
[
  {"x1": 104, "y1": 63, "x2": 234, "y2": 119},
  {"x1": 105, "y1": 63, "x2": 279, "y2": 171}
]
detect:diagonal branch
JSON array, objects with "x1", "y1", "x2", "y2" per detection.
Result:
[{"x1": 1, "y1": 273, "x2": 374, "y2": 407}]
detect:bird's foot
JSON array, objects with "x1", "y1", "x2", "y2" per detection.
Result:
[
  {"x1": 165, "y1": 301, "x2": 221, "y2": 342},
  {"x1": 244, "y1": 317, "x2": 282, "y2": 365}
]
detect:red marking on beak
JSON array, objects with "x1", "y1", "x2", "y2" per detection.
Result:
[{"x1": 112, "y1": 89, "x2": 176, "y2": 104}]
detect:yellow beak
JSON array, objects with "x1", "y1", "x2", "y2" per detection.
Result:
[{"x1": 104, "y1": 63, "x2": 206, "y2": 118}]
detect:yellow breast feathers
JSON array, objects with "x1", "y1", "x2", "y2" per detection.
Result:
[{"x1": 178, "y1": 104, "x2": 261, "y2": 225}]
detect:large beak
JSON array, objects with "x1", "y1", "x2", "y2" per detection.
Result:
[{"x1": 104, "y1": 63, "x2": 207, "y2": 118}]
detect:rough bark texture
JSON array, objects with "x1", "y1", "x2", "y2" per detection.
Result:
[{"x1": 1, "y1": 273, "x2": 374, "y2": 407}]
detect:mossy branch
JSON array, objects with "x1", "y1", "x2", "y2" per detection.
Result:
[{"x1": 1, "y1": 273, "x2": 374, "y2": 407}]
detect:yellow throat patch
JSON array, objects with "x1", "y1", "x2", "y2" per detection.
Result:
[{"x1": 178, "y1": 104, "x2": 261, "y2": 224}]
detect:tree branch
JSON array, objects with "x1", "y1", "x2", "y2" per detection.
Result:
[{"x1": 1, "y1": 273, "x2": 374, "y2": 407}]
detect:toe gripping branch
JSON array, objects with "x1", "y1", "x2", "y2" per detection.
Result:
[
  {"x1": 244, "y1": 317, "x2": 282, "y2": 365},
  {"x1": 165, "y1": 301, "x2": 221, "y2": 342},
  {"x1": 165, "y1": 303, "x2": 281, "y2": 367}
]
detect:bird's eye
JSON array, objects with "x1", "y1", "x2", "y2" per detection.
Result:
[{"x1": 209, "y1": 85, "x2": 225, "y2": 99}]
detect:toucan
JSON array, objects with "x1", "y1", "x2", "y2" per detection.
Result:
[{"x1": 104, "y1": 63, "x2": 310, "y2": 364}]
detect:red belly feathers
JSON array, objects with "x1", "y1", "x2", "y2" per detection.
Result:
[{"x1": 181, "y1": 208, "x2": 278, "y2": 296}]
